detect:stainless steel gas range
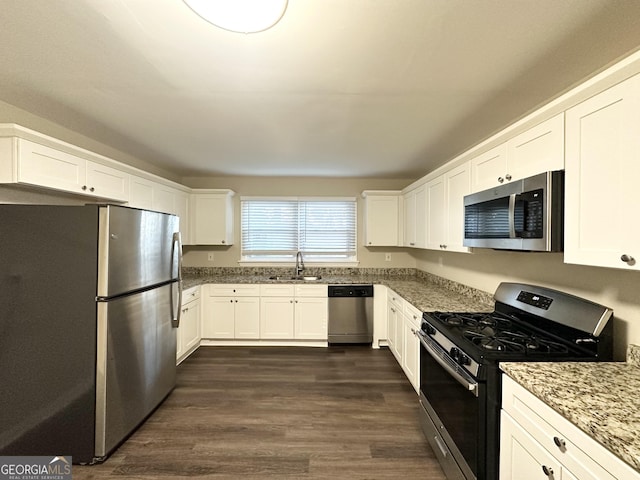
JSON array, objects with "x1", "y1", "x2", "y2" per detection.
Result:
[{"x1": 417, "y1": 282, "x2": 614, "y2": 480}]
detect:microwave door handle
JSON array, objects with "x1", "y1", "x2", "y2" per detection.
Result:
[{"x1": 508, "y1": 193, "x2": 517, "y2": 238}]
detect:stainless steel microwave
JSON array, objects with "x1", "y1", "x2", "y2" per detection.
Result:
[{"x1": 463, "y1": 170, "x2": 564, "y2": 251}]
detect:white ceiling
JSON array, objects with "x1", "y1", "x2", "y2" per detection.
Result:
[{"x1": 1, "y1": 0, "x2": 640, "y2": 179}]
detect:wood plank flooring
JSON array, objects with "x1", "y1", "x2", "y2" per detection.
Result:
[{"x1": 73, "y1": 346, "x2": 446, "y2": 479}]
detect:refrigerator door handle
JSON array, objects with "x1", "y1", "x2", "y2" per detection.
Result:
[{"x1": 171, "y1": 232, "x2": 183, "y2": 328}]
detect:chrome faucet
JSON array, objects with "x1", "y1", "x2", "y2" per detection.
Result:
[{"x1": 295, "y1": 251, "x2": 305, "y2": 277}]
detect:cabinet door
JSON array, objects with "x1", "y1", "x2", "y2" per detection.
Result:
[
  {"x1": 234, "y1": 297, "x2": 260, "y2": 339},
  {"x1": 444, "y1": 162, "x2": 471, "y2": 253},
  {"x1": 507, "y1": 113, "x2": 564, "y2": 181},
  {"x1": 500, "y1": 412, "x2": 563, "y2": 480},
  {"x1": 86, "y1": 160, "x2": 130, "y2": 202},
  {"x1": 364, "y1": 195, "x2": 400, "y2": 246},
  {"x1": 129, "y1": 175, "x2": 155, "y2": 210},
  {"x1": 174, "y1": 190, "x2": 190, "y2": 245},
  {"x1": 470, "y1": 144, "x2": 508, "y2": 192},
  {"x1": 426, "y1": 175, "x2": 446, "y2": 250},
  {"x1": 403, "y1": 189, "x2": 416, "y2": 247},
  {"x1": 202, "y1": 296, "x2": 235, "y2": 338},
  {"x1": 154, "y1": 186, "x2": 176, "y2": 214},
  {"x1": 191, "y1": 194, "x2": 234, "y2": 245},
  {"x1": 402, "y1": 315, "x2": 419, "y2": 393},
  {"x1": 565, "y1": 74, "x2": 640, "y2": 270},
  {"x1": 294, "y1": 297, "x2": 328, "y2": 339},
  {"x1": 18, "y1": 139, "x2": 86, "y2": 194},
  {"x1": 181, "y1": 300, "x2": 201, "y2": 354},
  {"x1": 260, "y1": 297, "x2": 294, "y2": 339},
  {"x1": 386, "y1": 300, "x2": 398, "y2": 355}
]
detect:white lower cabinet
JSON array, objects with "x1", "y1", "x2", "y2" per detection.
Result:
[
  {"x1": 387, "y1": 290, "x2": 403, "y2": 362},
  {"x1": 202, "y1": 284, "x2": 260, "y2": 339},
  {"x1": 500, "y1": 376, "x2": 639, "y2": 480},
  {"x1": 177, "y1": 286, "x2": 201, "y2": 364},
  {"x1": 260, "y1": 284, "x2": 328, "y2": 340},
  {"x1": 402, "y1": 302, "x2": 421, "y2": 393},
  {"x1": 201, "y1": 283, "x2": 327, "y2": 341},
  {"x1": 386, "y1": 288, "x2": 420, "y2": 393}
]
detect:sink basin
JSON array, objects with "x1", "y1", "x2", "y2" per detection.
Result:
[{"x1": 268, "y1": 275, "x2": 322, "y2": 281}]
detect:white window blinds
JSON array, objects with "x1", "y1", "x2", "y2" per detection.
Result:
[{"x1": 241, "y1": 198, "x2": 357, "y2": 261}]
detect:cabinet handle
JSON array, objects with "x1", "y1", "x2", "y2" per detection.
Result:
[
  {"x1": 505, "y1": 174, "x2": 512, "y2": 181},
  {"x1": 390, "y1": 307, "x2": 396, "y2": 313},
  {"x1": 409, "y1": 242, "x2": 415, "y2": 246},
  {"x1": 553, "y1": 436, "x2": 566, "y2": 450},
  {"x1": 498, "y1": 176, "x2": 504, "y2": 183},
  {"x1": 541, "y1": 465, "x2": 553, "y2": 477},
  {"x1": 621, "y1": 254, "x2": 635, "y2": 264}
]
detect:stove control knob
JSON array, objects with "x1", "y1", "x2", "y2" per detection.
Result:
[
  {"x1": 423, "y1": 323, "x2": 437, "y2": 336},
  {"x1": 450, "y1": 347, "x2": 471, "y2": 366}
]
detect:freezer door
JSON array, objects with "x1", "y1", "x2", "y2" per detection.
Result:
[
  {"x1": 95, "y1": 283, "x2": 177, "y2": 458},
  {"x1": 97, "y1": 205, "x2": 180, "y2": 298}
]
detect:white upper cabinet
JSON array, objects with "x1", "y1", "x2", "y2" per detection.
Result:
[
  {"x1": 190, "y1": 190, "x2": 235, "y2": 245},
  {"x1": 130, "y1": 177, "x2": 191, "y2": 243},
  {"x1": 403, "y1": 185, "x2": 426, "y2": 248},
  {"x1": 564, "y1": 73, "x2": 640, "y2": 270},
  {"x1": 425, "y1": 175, "x2": 446, "y2": 250},
  {"x1": 471, "y1": 114, "x2": 564, "y2": 192},
  {"x1": 362, "y1": 191, "x2": 401, "y2": 246},
  {"x1": 425, "y1": 162, "x2": 471, "y2": 253},
  {"x1": 444, "y1": 162, "x2": 471, "y2": 252},
  {"x1": 0, "y1": 137, "x2": 130, "y2": 202},
  {"x1": 506, "y1": 113, "x2": 564, "y2": 181},
  {"x1": 129, "y1": 175, "x2": 155, "y2": 210}
]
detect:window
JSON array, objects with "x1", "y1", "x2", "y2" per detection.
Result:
[{"x1": 241, "y1": 197, "x2": 357, "y2": 263}]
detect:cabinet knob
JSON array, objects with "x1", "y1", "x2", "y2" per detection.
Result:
[
  {"x1": 90, "y1": 187, "x2": 95, "y2": 192},
  {"x1": 497, "y1": 177, "x2": 504, "y2": 183},
  {"x1": 82, "y1": 185, "x2": 87, "y2": 191},
  {"x1": 230, "y1": 299, "x2": 233, "y2": 303},
  {"x1": 553, "y1": 436, "x2": 566, "y2": 450},
  {"x1": 621, "y1": 254, "x2": 635, "y2": 264},
  {"x1": 368, "y1": 241, "x2": 372, "y2": 245},
  {"x1": 221, "y1": 240, "x2": 226, "y2": 244},
  {"x1": 505, "y1": 174, "x2": 512, "y2": 181},
  {"x1": 541, "y1": 465, "x2": 554, "y2": 477}
]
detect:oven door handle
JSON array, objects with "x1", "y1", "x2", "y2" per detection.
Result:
[{"x1": 417, "y1": 331, "x2": 479, "y2": 397}]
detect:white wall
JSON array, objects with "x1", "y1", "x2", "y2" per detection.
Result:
[
  {"x1": 181, "y1": 175, "x2": 417, "y2": 269},
  {"x1": 412, "y1": 248, "x2": 640, "y2": 360}
]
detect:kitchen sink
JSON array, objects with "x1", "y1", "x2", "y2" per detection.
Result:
[{"x1": 268, "y1": 275, "x2": 322, "y2": 281}]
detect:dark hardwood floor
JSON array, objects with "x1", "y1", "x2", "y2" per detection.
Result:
[{"x1": 74, "y1": 346, "x2": 446, "y2": 479}]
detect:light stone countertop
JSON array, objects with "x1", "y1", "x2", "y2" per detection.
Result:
[
  {"x1": 181, "y1": 267, "x2": 495, "y2": 313},
  {"x1": 501, "y1": 344, "x2": 640, "y2": 472}
]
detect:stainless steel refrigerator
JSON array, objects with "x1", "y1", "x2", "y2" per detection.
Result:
[{"x1": 0, "y1": 204, "x2": 182, "y2": 463}]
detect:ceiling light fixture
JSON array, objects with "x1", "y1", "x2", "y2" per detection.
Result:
[{"x1": 183, "y1": 0, "x2": 288, "y2": 34}]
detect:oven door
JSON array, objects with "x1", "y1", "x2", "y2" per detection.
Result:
[{"x1": 417, "y1": 331, "x2": 483, "y2": 480}]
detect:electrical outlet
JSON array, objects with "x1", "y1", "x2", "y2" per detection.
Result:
[
  {"x1": 385, "y1": 253, "x2": 391, "y2": 262},
  {"x1": 207, "y1": 253, "x2": 214, "y2": 262}
]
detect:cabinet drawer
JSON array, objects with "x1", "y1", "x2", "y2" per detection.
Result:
[
  {"x1": 295, "y1": 284, "x2": 327, "y2": 297},
  {"x1": 403, "y1": 302, "x2": 422, "y2": 327},
  {"x1": 260, "y1": 284, "x2": 295, "y2": 297},
  {"x1": 502, "y1": 377, "x2": 620, "y2": 480},
  {"x1": 182, "y1": 286, "x2": 201, "y2": 305},
  {"x1": 209, "y1": 284, "x2": 260, "y2": 297}
]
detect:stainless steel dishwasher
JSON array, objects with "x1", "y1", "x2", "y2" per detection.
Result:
[{"x1": 327, "y1": 285, "x2": 374, "y2": 344}]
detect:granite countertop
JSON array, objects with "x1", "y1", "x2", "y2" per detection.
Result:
[
  {"x1": 501, "y1": 344, "x2": 640, "y2": 473},
  {"x1": 181, "y1": 267, "x2": 495, "y2": 313}
]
